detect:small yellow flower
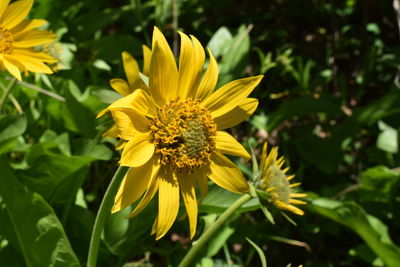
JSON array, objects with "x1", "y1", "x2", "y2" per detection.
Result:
[
  {"x1": 98, "y1": 27, "x2": 263, "y2": 239},
  {"x1": 0, "y1": 0, "x2": 57, "y2": 80},
  {"x1": 260, "y1": 143, "x2": 307, "y2": 215}
]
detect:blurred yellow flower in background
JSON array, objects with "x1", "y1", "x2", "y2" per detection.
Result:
[
  {"x1": 260, "y1": 143, "x2": 307, "y2": 215},
  {"x1": 98, "y1": 26, "x2": 263, "y2": 240},
  {"x1": 0, "y1": 0, "x2": 57, "y2": 80}
]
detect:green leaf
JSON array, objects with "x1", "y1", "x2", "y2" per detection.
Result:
[
  {"x1": 92, "y1": 89, "x2": 122, "y2": 104},
  {"x1": 206, "y1": 225, "x2": 235, "y2": 257},
  {"x1": 103, "y1": 199, "x2": 156, "y2": 257},
  {"x1": 200, "y1": 185, "x2": 259, "y2": 213},
  {"x1": 219, "y1": 25, "x2": 251, "y2": 82},
  {"x1": 20, "y1": 153, "x2": 93, "y2": 201},
  {"x1": 207, "y1": 26, "x2": 233, "y2": 58},
  {"x1": 0, "y1": 161, "x2": 80, "y2": 267},
  {"x1": 311, "y1": 198, "x2": 400, "y2": 267},
  {"x1": 246, "y1": 237, "x2": 267, "y2": 267},
  {"x1": 359, "y1": 166, "x2": 400, "y2": 202},
  {"x1": 376, "y1": 121, "x2": 398, "y2": 153},
  {"x1": 0, "y1": 114, "x2": 27, "y2": 143}
]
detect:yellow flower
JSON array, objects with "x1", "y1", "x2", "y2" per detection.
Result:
[
  {"x1": 102, "y1": 46, "x2": 151, "y2": 142},
  {"x1": 0, "y1": 0, "x2": 57, "y2": 80},
  {"x1": 98, "y1": 27, "x2": 263, "y2": 240},
  {"x1": 260, "y1": 143, "x2": 307, "y2": 215}
]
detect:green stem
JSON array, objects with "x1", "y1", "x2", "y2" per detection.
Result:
[
  {"x1": 0, "y1": 78, "x2": 16, "y2": 112},
  {"x1": 179, "y1": 193, "x2": 252, "y2": 267},
  {"x1": 87, "y1": 166, "x2": 129, "y2": 267}
]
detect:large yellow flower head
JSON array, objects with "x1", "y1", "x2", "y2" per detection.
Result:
[
  {"x1": 0, "y1": 0, "x2": 57, "y2": 80},
  {"x1": 260, "y1": 143, "x2": 307, "y2": 215},
  {"x1": 98, "y1": 27, "x2": 263, "y2": 240}
]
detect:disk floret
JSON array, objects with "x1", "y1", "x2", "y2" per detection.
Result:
[
  {"x1": 0, "y1": 27, "x2": 13, "y2": 54},
  {"x1": 150, "y1": 98, "x2": 216, "y2": 173}
]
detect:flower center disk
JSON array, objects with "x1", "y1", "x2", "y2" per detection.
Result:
[
  {"x1": 0, "y1": 27, "x2": 13, "y2": 54},
  {"x1": 150, "y1": 98, "x2": 216, "y2": 173}
]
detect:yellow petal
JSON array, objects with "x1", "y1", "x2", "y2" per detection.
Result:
[
  {"x1": 142, "y1": 45, "x2": 152, "y2": 76},
  {"x1": 103, "y1": 124, "x2": 118, "y2": 138},
  {"x1": 126, "y1": 161, "x2": 161, "y2": 219},
  {"x1": 10, "y1": 19, "x2": 47, "y2": 35},
  {"x1": 289, "y1": 199, "x2": 307, "y2": 205},
  {"x1": 208, "y1": 152, "x2": 249, "y2": 194},
  {"x1": 13, "y1": 54, "x2": 53, "y2": 74},
  {"x1": 108, "y1": 110, "x2": 135, "y2": 139},
  {"x1": 115, "y1": 140, "x2": 127, "y2": 151},
  {"x1": 275, "y1": 200, "x2": 304, "y2": 215},
  {"x1": 97, "y1": 89, "x2": 157, "y2": 118},
  {"x1": 1, "y1": 0, "x2": 33, "y2": 30},
  {"x1": 12, "y1": 48, "x2": 57, "y2": 62},
  {"x1": 112, "y1": 159, "x2": 154, "y2": 213},
  {"x1": 194, "y1": 168, "x2": 208, "y2": 201},
  {"x1": 121, "y1": 51, "x2": 147, "y2": 91},
  {"x1": 120, "y1": 132, "x2": 154, "y2": 167},
  {"x1": 177, "y1": 31, "x2": 196, "y2": 99},
  {"x1": 110, "y1": 78, "x2": 130, "y2": 96},
  {"x1": 178, "y1": 173, "x2": 198, "y2": 239},
  {"x1": 156, "y1": 170, "x2": 180, "y2": 240},
  {"x1": 214, "y1": 98, "x2": 258, "y2": 130},
  {"x1": 149, "y1": 41, "x2": 178, "y2": 106},
  {"x1": 151, "y1": 26, "x2": 176, "y2": 71},
  {"x1": 111, "y1": 109, "x2": 149, "y2": 139},
  {"x1": 151, "y1": 217, "x2": 158, "y2": 235},
  {"x1": 122, "y1": 51, "x2": 139, "y2": 86},
  {"x1": 194, "y1": 48, "x2": 218, "y2": 101},
  {"x1": 215, "y1": 131, "x2": 250, "y2": 160},
  {"x1": 190, "y1": 34, "x2": 206, "y2": 86},
  {"x1": 2, "y1": 55, "x2": 21, "y2": 80},
  {"x1": 0, "y1": 0, "x2": 10, "y2": 19},
  {"x1": 14, "y1": 30, "x2": 56, "y2": 47},
  {"x1": 202, "y1": 75, "x2": 263, "y2": 118}
]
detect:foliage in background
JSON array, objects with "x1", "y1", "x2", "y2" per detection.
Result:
[{"x1": 0, "y1": 0, "x2": 400, "y2": 266}]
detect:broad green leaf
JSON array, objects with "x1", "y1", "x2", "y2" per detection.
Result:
[
  {"x1": 207, "y1": 26, "x2": 233, "y2": 58},
  {"x1": 359, "y1": 166, "x2": 400, "y2": 202},
  {"x1": 0, "y1": 161, "x2": 80, "y2": 267},
  {"x1": 219, "y1": 25, "x2": 251, "y2": 84},
  {"x1": 72, "y1": 139, "x2": 113, "y2": 161},
  {"x1": 92, "y1": 89, "x2": 122, "y2": 104},
  {"x1": 103, "y1": 199, "x2": 156, "y2": 257},
  {"x1": 311, "y1": 198, "x2": 400, "y2": 267},
  {"x1": 0, "y1": 114, "x2": 27, "y2": 142},
  {"x1": 200, "y1": 185, "x2": 259, "y2": 213},
  {"x1": 206, "y1": 225, "x2": 235, "y2": 257},
  {"x1": 20, "y1": 153, "x2": 93, "y2": 201}
]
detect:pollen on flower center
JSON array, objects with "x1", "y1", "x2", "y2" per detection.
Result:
[
  {"x1": 0, "y1": 27, "x2": 14, "y2": 54},
  {"x1": 150, "y1": 98, "x2": 217, "y2": 173},
  {"x1": 263, "y1": 165, "x2": 291, "y2": 203}
]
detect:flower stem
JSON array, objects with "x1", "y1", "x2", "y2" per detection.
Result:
[
  {"x1": 87, "y1": 166, "x2": 129, "y2": 267},
  {"x1": 178, "y1": 193, "x2": 252, "y2": 267},
  {"x1": 0, "y1": 78, "x2": 16, "y2": 112}
]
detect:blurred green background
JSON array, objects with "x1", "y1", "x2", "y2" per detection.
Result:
[{"x1": 1, "y1": 0, "x2": 400, "y2": 266}]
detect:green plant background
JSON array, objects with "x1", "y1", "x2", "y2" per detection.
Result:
[{"x1": 0, "y1": 0, "x2": 399, "y2": 266}]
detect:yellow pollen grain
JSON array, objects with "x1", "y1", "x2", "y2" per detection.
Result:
[{"x1": 150, "y1": 98, "x2": 216, "y2": 173}]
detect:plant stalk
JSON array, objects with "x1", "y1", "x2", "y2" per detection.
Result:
[
  {"x1": 179, "y1": 193, "x2": 252, "y2": 267},
  {"x1": 87, "y1": 166, "x2": 129, "y2": 267},
  {"x1": 0, "y1": 77, "x2": 16, "y2": 112}
]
